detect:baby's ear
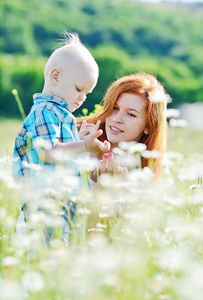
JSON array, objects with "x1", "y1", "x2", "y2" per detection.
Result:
[{"x1": 50, "y1": 68, "x2": 60, "y2": 86}]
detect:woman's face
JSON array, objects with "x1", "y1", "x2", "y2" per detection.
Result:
[{"x1": 105, "y1": 93, "x2": 149, "y2": 148}]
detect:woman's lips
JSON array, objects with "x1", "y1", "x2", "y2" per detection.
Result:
[{"x1": 109, "y1": 125, "x2": 123, "y2": 134}]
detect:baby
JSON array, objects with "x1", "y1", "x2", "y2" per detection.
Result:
[
  {"x1": 13, "y1": 32, "x2": 110, "y2": 243},
  {"x1": 13, "y1": 32, "x2": 110, "y2": 180}
]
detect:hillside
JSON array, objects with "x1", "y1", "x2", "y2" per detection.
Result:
[{"x1": 1, "y1": 0, "x2": 203, "y2": 117}]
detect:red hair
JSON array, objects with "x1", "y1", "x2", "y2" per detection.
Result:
[{"x1": 77, "y1": 72, "x2": 167, "y2": 175}]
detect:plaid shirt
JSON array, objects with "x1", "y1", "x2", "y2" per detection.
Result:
[{"x1": 12, "y1": 93, "x2": 80, "y2": 180}]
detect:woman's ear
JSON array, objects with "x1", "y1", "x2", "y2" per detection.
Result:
[
  {"x1": 144, "y1": 127, "x2": 149, "y2": 135},
  {"x1": 50, "y1": 68, "x2": 60, "y2": 86}
]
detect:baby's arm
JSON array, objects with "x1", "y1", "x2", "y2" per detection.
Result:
[
  {"x1": 39, "y1": 129, "x2": 110, "y2": 162},
  {"x1": 36, "y1": 108, "x2": 110, "y2": 162}
]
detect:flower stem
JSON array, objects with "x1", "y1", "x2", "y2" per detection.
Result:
[{"x1": 12, "y1": 89, "x2": 26, "y2": 120}]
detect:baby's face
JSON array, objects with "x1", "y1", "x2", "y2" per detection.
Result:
[{"x1": 53, "y1": 63, "x2": 98, "y2": 113}]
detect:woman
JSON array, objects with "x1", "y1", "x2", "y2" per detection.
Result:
[{"x1": 77, "y1": 72, "x2": 167, "y2": 176}]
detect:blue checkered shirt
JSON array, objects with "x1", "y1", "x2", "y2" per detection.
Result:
[{"x1": 12, "y1": 93, "x2": 80, "y2": 180}]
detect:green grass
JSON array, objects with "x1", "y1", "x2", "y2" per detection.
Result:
[
  {"x1": 0, "y1": 118, "x2": 202, "y2": 157},
  {"x1": 168, "y1": 126, "x2": 203, "y2": 157},
  {"x1": 0, "y1": 118, "x2": 22, "y2": 156}
]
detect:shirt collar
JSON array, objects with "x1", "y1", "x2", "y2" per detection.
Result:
[{"x1": 33, "y1": 93, "x2": 69, "y2": 110}]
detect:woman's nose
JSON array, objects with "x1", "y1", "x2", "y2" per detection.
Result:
[{"x1": 112, "y1": 111, "x2": 123, "y2": 123}]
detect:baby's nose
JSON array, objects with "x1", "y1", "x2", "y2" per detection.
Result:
[{"x1": 79, "y1": 93, "x2": 87, "y2": 102}]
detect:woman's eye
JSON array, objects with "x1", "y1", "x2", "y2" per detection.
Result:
[
  {"x1": 113, "y1": 106, "x2": 118, "y2": 110},
  {"x1": 128, "y1": 113, "x2": 136, "y2": 117}
]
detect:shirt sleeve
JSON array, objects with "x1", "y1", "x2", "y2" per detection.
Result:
[{"x1": 32, "y1": 107, "x2": 61, "y2": 152}]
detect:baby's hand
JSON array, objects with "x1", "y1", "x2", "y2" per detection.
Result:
[
  {"x1": 84, "y1": 129, "x2": 111, "y2": 154},
  {"x1": 79, "y1": 120, "x2": 101, "y2": 140}
]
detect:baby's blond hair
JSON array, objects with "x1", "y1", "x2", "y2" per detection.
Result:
[
  {"x1": 59, "y1": 31, "x2": 83, "y2": 47},
  {"x1": 44, "y1": 31, "x2": 98, "y2": 80}
]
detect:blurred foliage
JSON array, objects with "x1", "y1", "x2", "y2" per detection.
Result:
[{"x1": 1, "y1": 0, "x2": 203, "y2": 117}]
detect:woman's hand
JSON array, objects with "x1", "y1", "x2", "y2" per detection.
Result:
[
  {"x1": 100, "y1": 152, "x2": 128, "y2": 175},
  {"x1": 91, "y1": 152, "x2": 128, "y2": 182},
  {"x1": 79, "y1": 120, "x2": 101, "y2": 140}
]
